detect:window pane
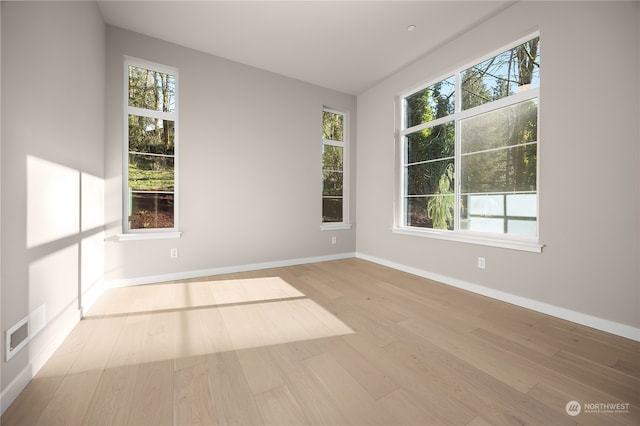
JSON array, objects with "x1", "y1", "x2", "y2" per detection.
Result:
[
  {"x1": 461, "y1": 144, "x2": 537, "y2": 194},
  {"x1": 461, "y1": 216, "x2": 504, "y2": 233},
  {"x1": 323, "y1": 170, "x2": 343, "y2": 196},
  {"x1": 322, "y1": 197, "x2": 343, "y2": 222},
  {"x1": 130, "y1": 192, "x2": 174, "y2": 229},
  {"x1": 508, "y1": 220, "x2": 537, "y2": 236},
  {"x1": 405, "y1": 76, "x2": 455, "y2": 128},
  {"x1": 128, "y1": 154, "x2": 174, "y2": 192},
  {"x1": 461, "y1": 100, "x2": 537, "y2": 154},
  {"x1": 467, "y1": 194, "x2": 504, "y2": 216},
  {"x1": 128, "y1": 115, "x2": 175, "y2": 155},
  {"x1": 406, "y1": 121, "x2": 454, "y2": 163},
  {"x1": 406, "y1": 195, "x2": 454, "y2": 230},
  {"x1": 322, "y1": 111, "x2": 344, "y2": 142},
  {"x1": 462, "y1": 36, "x2": 539, "y2": 110},
  {"x1": 406, "y1": 159, "x2": 454, "y2": 196},
  {"x1": 322, "y1": 145, "x2": 343, "y2": 170},
  {"x1": 323, "y1": 145, "x2": 343, "y2": 197},
  {"x1": 506, "y1": 193, "x2": 536, "y2": 217},
  {"x1": 460, "y1": 193, "x2": 537, "y2": 236},
  {"x1": 128, "y1": 65, "x2": 176, "y2": 113}
]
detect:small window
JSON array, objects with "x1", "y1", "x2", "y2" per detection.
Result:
[
  {"x1": 398, "y1": 35, "x2": 540, "y2": 248},
  {"x1": 125, "y1": 60, "x2": 178, "y2": 231},
  {"x1": 322, "y1": 108, "x2": 348, "y2": 225}
]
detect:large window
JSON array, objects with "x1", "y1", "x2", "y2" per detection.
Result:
[
  {"x1": 398, "y1": 35, "x2": 540, "y2": 250},
  {"x1": 125, "y1": 59, "x2": 178, "y2": 232},
  {"x1": 322, "y1": 108, "x2": 348, "y2": 226}
]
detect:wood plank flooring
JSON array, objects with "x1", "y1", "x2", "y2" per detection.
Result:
[{"x1": 2, "y1": 258, "x2": 639, "y2": 425}]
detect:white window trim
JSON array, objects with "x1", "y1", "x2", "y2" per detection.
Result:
[
  {"x1": 123, "y1": 56, "x2": 180, "y2": 239},
  {"x1": 391, "y1": 227, "x2": 542, "y2": 253},
  {"x1": 321, "y1": 107, "x2": 351, "y2": 230},
  {"x1": 321, "y1": 223, "x2": 353, "y2": 231},
  {"x1": 394, "y1": 33, "x2": 542, "y2": 253},
  {"x1": 113, "y1": 231, "x2": 182, "y2": 242}
]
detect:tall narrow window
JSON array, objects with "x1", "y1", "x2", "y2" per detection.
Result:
[
  {"x1": 398, "y1": 35, "x2": 540, "y2": 250},
  {"x1": 125, "y1": 60, "x2": 178, "y2": 231},
  {"x1": 322, "y1": 108, "x2": 347, "y2": 224}
]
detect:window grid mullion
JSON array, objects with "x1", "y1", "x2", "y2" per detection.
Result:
[
  {"x1": 458, "y1": 88, "x2": 538, "y2": 121},
  {"x1": 406, "y1": 156, "x2": 455, "y2": 168},
  {"x1": 401, "y1": 115, "x2": 454, "y2": 136},
  {"x1": 129, "y1": 151, "x2": 175, "y2": 158},
  {"x1": 126, "y1": 105, "x2": 175, "y2": 121},
  {"x1": 461, "y1": 140, "x2": 537, "y2": 157},
  {"x1": 323, "y1": 139, "x2": 344, "y2": 148}
]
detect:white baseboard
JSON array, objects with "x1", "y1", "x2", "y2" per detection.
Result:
[
  {"x1": 106, "y1": 252, "x2": 356, "y2": 288},
  {"x1": 0, "y1": 362, "x2": 34, "y2": 415},
  {"x1": 81, "y1": 278, "x2": 106, "y2": 317},
  {"x1": 356, "y1": 252, "x2": 640, "y2": 342}
]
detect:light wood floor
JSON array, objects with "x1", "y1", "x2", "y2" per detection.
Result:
[{"x1": 2, "y1": 258, "x2": 639, "y2": 425}]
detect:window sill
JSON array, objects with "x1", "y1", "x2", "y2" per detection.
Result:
[
  {"x1": 391, "y1": 227, "x2": 543, "y2": 253},
  {"x1": 110, "y1": 231, "x2": 182, "y2": 242},
  {"x1": 321, "y1": 223, "x2": 353, "y2": 231}
]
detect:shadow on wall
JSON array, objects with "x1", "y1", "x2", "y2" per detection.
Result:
[{"x1": 9, "y1": 156, "x2": 105, "y2": 360}]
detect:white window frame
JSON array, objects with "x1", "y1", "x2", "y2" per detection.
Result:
[
  {"x1": 394, "y1": 33, "x2": 542, "y2": 253},
  {"x1": 321, "y1": 107, "x2": 352, "y2": 231},
  {"x1": 122, "y1": 57, "x2": 180, "y2": 238}
]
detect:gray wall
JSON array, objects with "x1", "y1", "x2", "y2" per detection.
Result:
[
  {"x1": 104, "y1": 27, "x2": 357, "y2": 282},
  {"x1": 356, "y1": 1, "x2": 640, "y2": 330},
  {"x1": 1, "y1": 0, "x2": 105, "y2": 395}
]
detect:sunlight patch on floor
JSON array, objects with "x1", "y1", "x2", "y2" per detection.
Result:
[
  {"x1": 89, "y1": 276, "x2": 307, "y2": 317},
  {"x1": 58, "y1": 276, "x2": 355, "y2": 373}
]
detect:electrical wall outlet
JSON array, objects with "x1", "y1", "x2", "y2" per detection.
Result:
[
  {"x1": 331, "y1": 236, "x2": 337, "y2": 245},
  {"x1": 477, "y1": 257, "x2": 486, "y2": 269},
  {"x1": 170, "y1": 248, "x2": 178, "y2": 259}
]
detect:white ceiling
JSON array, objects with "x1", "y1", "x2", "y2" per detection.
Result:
[{"x1": 97, "y1": 1, "x2": 514, "y2": 95}]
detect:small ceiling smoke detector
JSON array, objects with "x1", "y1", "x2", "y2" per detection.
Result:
[{"x1": 407, "y1": 25, "x2": 416, "y2": 32}]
